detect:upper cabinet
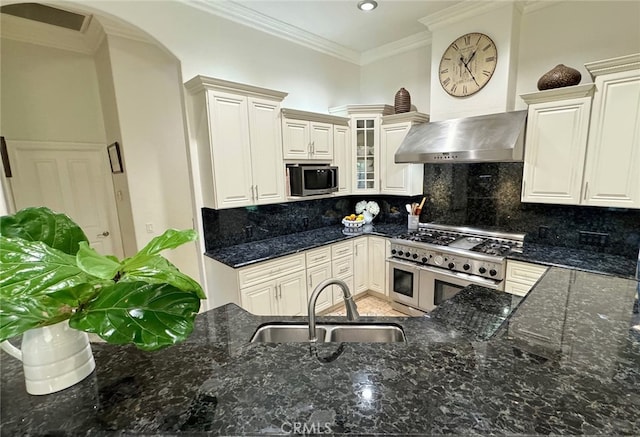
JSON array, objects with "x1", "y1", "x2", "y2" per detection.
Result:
[
  {"x1": 330, "y1": 105, "x2": 428, "y2": 195},
  {"x1": 582, "y1": 54, "x2": 640, "y2": 208},
  {"x1": 521, "y1": 53, "x2": 640, "y2": 209},
  {"x1": 281, "y1": 109, "x2": 348, "y2": 161},
  {"x1": 521, "y1": 84, "x2": 595, "y2": 204},
  {"x1": 185, "y1": 76, "x2": 288, "y2": 209},
  {"x1": 333, "y1": 124, "x2": 351, "y2": 194},
  {"x1": 380, "y1": 112, "x2": 429, "y2": 196}
]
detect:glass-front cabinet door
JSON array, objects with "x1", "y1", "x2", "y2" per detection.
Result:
[{"x1": 354, "y1": 117, "x2": 378, "y2": 192}]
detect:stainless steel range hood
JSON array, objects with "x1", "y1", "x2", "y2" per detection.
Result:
[{"x1": 394, "y1": 110, "x2": 528, "y2": 164}]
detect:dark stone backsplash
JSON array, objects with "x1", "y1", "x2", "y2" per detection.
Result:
[
  {"x1": 202, "y1": 163, "x2": 639, "y2": 260},
  {"x1": 422, "y1": 162, "x2": 640, "y2": 259},
  {"x1": 202, "y1": 195, "x2": 421, "y2": 251}
]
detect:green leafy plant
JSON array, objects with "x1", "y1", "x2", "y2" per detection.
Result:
[{"x1": 0, "y1": 207, "x2": 205, "y2": 351}]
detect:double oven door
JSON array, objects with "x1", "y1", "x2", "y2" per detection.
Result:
[{"x1": 388, "y1": 258, "x2": 502, "y2": 314}]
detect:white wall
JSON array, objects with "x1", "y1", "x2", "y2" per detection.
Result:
[
  {"x1": 104, "y1": 34, "x2": 199, "y2": 280},
  {"x1": 359, "y1": 1, "x2": 640, "y2": 119},
  {"x1": 0, "y1": 38, "x2": 106, "y2": 142},
  {"x1": 514, "y1": 1, "x2": 640, "y2": 109},
  {"x1": 77, "y1": 0, "x2": 361, "y2": 113},
  {"x1": 359, "y1": 45, "x2": 432, "y2": 114}
]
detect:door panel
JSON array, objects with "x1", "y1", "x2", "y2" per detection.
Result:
[{"x1": 7, "y1": 141, "x2": 123, "y2": 257}]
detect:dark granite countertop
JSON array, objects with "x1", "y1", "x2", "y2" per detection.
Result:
[
  {"x1": 205, "y1": 224, "x2": 638, "y2": 279},
  {"x1": 509, "y1": 242, "x2": 638, "y2": 279},
  {"x1": 205, "y1": 223, "x2": 406, "y2": 268},
  {"x1": 2, "y1": 267, "x2": 639, "y2": 435}
]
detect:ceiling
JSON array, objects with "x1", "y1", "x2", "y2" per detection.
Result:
[{"x1": 233, "y1": 0, "x2": 462, "y2": 53}]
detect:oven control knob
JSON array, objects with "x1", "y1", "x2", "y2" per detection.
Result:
[
  {"x1": 391, "y1": 249, "x2": 397, "y2": 255},
  {"x1": 412, "y1": 253, "x2": 418, "y2": 259},
  {"x1": 405, "y1": 252, "x2": 411, "y2": 258},
  {"x1": 479, "y1": 267, "x2": 487, "y2": 274},
  {"x1": 448, "y1": 262, "x2": 455, "y2": 269},
  {"x1": 433, "y1": 255, "x2": 444, "y2": 265},
  {"x1": 463, "y1": 263, "x2": 471, "y2": 271},
  {"x1": 398, "y1": 251, "x2": 404, "y2": 256},
  {"x1": 422, "y1": 257, "x2": 428, "y2": 263},
  {"x1": 489, "y1": 269, "x2": 497, "y2": 277}
]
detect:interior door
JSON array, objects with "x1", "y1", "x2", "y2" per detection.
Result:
[{"x1": 6, "y1": 140, "x2": 123, "y2": 257}]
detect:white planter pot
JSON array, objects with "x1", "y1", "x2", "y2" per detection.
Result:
[{"x1": 1, "y1": 320, "x2": 95, "y2": 395}]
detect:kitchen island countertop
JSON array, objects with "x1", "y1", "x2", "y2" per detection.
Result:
[{"x1": 2, "y1": 266, "x2": 639, "y2": 435}]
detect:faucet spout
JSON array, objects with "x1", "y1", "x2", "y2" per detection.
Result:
[{"x1": 308, "y1": 278, "x2": 359, "y2": 342}]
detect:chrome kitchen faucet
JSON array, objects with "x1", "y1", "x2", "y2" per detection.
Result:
[{"x1": 308, "y1": 278, "x2": 359, "y2": 342}]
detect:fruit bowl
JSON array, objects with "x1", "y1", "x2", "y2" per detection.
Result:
[{"x1": 342, "y1": 218, "x2": 364, "y2": 228}]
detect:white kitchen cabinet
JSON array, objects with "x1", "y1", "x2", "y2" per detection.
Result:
[
  {"x1": 329, "y1": 105, "x2": 430, "y2": 195},
  {"x1": 504, "y1": 260, "x2": 548, "y2": 297},
  {"x1": 582, "y1": 55, "x2": 640, "y2": 208},
  {"x1": 185, "y1": 76, "x2": 287, "y2": 209},
  {"x1": 521, "y1": 84, "x2": 595, "y2": 205},
  {"x1": 240, "y1": 270, "x2": 307, "y2": 316},
  {"x1": 237, "y1": 253, "x2": 307, "y2": 316},
  {"x1": 281, "y1": 109, "x2": 348, "y2": 161},
  {"x1": 368, "y1": 236, "x2": 388, "y2": 295},
  {"x1": 332, "y1": 125, "x2": 351, "y2": 194},
  {"x1": 306, "y1": 245, "x2": 333, "y2": 312},
  {"x1": 380, "y1": 113, "x2": 429, "y2": 196},
  {"x1": 353, "y1": 237, "x2": 369, "y2": 295},
  {"x1": 521, "y1": 54, "x2": 640, "y2": 209}
]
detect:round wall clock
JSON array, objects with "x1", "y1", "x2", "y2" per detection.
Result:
[{"x1": 439, "y1": 32, "x2": 497, "y2": 97}]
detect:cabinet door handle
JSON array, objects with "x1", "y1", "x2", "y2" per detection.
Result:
[
  {"x1": 278, "y1": 284, "x2": 282, "y2": 298},
  {"x1": 250, "y1": 185, "x2": 255, "y2": 201},
  {"x1": 255, "y1": 185, "x2": 259, "y2": 200}
]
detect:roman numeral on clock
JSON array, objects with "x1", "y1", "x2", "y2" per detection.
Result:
[
  {"x1": 485, "y1": 56, "x2": 495, "y2": 62},
  {"x1": 482, "y1": 70, "x2": 492, "y2": 76},
  {"x1": 464, "y1": 35, "x2": 471, "y2": 45},
  {"x1": 440, "y1": 68, "x2": 449, "y2": 74},
  {"x1": 463, "y1": 85, "x2": 468, "y2": 95},
  {"x1": 451, "y1": 84, "x2": 457, "y2": 93},
  {"x1": 442, "y1": 77, "x2": 451, "y2": 86}
]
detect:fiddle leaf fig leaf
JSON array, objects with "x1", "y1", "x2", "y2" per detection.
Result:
[
  {"x1": 0, "y1": 207, "x2": 88, "y2": 255},
  {"x1": 69, "y1": 281, "x2": 201, "y2": 351},
  {"x1": 121, "y1": 254, "x2": 206, "y2": 300},
  {"x1": 136, "y1": 229, "x2": 197, "y2": 257},
  {"x1": 0, "y1": 236, "x2": 102, "y2": 341},
  {"x1": 76, "y1": 241, "x2": 121, "y2": 280}
]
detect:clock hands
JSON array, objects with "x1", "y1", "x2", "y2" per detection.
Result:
[{"x1": 459, "y1": 55, "x2": 480, "y2": 88}]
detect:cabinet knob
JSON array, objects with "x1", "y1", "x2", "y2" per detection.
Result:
[{"x1": 97, "y1": 231, "x2": 110, "y2": 237}]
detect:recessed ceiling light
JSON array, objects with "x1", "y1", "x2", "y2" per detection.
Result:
[{"x1": 357, "y1": 1, "x2": 378, "y2": 12}]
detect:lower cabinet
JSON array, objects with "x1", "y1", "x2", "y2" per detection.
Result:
[
  {"x1": 353, "y1": 237, "x2": 369, "y2": 295},
  {"x1": 368, "y1": 236, "x2": 388, "y2": 295},
  {"x1": 504, "y1": 260, "x2": 548, "y2": 296},
  {"x1": 238, "y1": 253, "x2": 307, "y2": 316},
  {"x1": 307, "y1": 262, "x2": 333, "y2": 312},
  {"x1": 241, "y1": 271, "x2": 307, "y2": 316}
]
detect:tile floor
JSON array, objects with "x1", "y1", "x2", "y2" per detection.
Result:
[{"x1": 324, "y1": 294, "x2": 406, "y2": 317}]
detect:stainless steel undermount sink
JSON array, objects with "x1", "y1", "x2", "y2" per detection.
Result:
[{"x1": 250, "y1": 322, "x2": 406, "y2": 343}]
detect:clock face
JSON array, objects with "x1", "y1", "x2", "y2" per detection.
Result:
[{"x1": 439, "y1": 32, "x2": 497, "y2": 97}]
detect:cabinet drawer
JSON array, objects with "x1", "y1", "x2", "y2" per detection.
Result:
[
  {"x1": 504, "y1": 280, "x2": 533, "y2": 297},
  {"x1": 331, "y1": 241, "x2": 353, "y2": 259},
  {"x1": 239, "y1": 254, "x2": 305, "y2": 288},
  {"x1": 306, "y1": 246, "x2": 332, "y2": 267},
  {"x1": 332, "y1": 255, "x2": 353, "y2": 278},
  {"x1": 506, "y1": 260, "x2": 548, "y2": 286}
]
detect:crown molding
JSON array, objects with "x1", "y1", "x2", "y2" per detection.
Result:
[
  {"x1": 585, "y1": 53, "x2": 640, "y2": 78},
  {"x1": 282, "y1": 108, "x2": 350, "y2": 126},
  {"x1": 522, "y1": 0, "x2": 563, "y2": 14},
  {"x1": 0, "y1": 13, "x2": 93, "y2": 54},
  {"x1": 382, "y1": 111, "x2": 430, "y2": 125},
  {"x1": 184, "y1": 0, "x2": 361, "y2": 65},
  {"x1": 184, "y1": 75, "x2": 288, "y2": 101},
  {"x1": 97, "y1": 15, "x2": 154, "y2": 45},
  {"x1": 418, "y1": 1, "x2": 511, "y2": 31},
  {"x1": 520, "y1": 83, "x2": 596, "y2": 105},
  {"x1": 361, "y1": 31, "x2": 432, "y2": 66},
  {"x1": 329, "y1": 104, "x2": 395, "y2": 116}
]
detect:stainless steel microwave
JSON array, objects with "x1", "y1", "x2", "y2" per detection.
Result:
[{"x1": 287, "y1": 165, "x2": 338, "y2": 196}]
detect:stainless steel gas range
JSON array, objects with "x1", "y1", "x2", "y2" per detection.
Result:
[{"x1": 388, "y1": 223, "x2": 524, "y2": 316}]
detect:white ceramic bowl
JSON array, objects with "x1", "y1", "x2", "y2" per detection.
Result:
[{"x1": 342, "y1": 218, "x2": 364, "y2": 228}]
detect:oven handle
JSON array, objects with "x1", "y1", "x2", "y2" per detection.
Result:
[
  {"x1": 418, "y1": 263, "x2": 502, "y2": 289},
  {"x1": 386, "y1": 258, "x2": 421, "y2": 270}
]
